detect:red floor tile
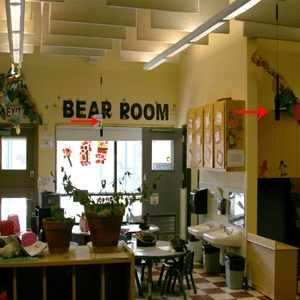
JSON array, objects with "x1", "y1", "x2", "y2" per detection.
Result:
[
  {"x1": 189, "y1": 295, "x2": 215, "y2": 300},
  {"x1": 202, "y1": 287, "x2": 226, "y2": 294},
  {"x1": 230, "y1": 291, "x2": 256, "y2": 298},
  {"x1": 194, "y1": 277, "x2": 210, "y2": 283},
  {"x1": 213, "y1": 281, "x2": 227, "y2": 287}
]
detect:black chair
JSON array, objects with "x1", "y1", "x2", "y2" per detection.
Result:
[
  {"x1": 160, "y1": 251, "x2": 197, "y2": 300},
  {"x1": 157, "y1": 242, "x2": 189, "y2": 286}
]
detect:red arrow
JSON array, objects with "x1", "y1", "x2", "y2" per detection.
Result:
[
  {"x1": 235, "y1": 104, "x2": 268, "y2": 120},
  {"x1": 71, "y1": 116, "x2": 100, "y2": 127}
]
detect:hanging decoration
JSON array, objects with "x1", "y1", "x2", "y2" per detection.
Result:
[
  {"x1": 95, "y1": 141, "x2": 108, "y2": 164},
  {"x1": 251, "y1": 51, "x2": 300, "y2": 122},
  {"x1": 62, "y1": 147, "x2": 72, "y2": 167},
  {"x1": 0, "y1": 68, "x2": 43, "y2": 133},
  {"x1": 80, "y1": 141, "x2": 92, "y2": 166}
]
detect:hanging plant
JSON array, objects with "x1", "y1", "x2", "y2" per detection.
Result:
[{"x1": 0, "y1": 67, "x2": 43, "y2": 130}]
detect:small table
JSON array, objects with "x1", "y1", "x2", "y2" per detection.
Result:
[
  {"x1": 130, "y1": 240, "x2": 186, "y2": 300},
  {"x1": 121, "y1": 224, "x2": 160, "y2": 240},
  {"x1": 72, "y1": 224, "x2": 161, "y2": 244}
]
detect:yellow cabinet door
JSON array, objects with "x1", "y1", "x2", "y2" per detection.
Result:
[
  {"x1": 187, "y1": 108, "x2": 196, "y2": 168},
  {"x1": 214, "y1": 101, "x2": 225, "y2": 169},
  {"x1": 203, "y1": 103, "x2": 214, "y2": 168},
  {"x1": 214, "y1": 99, "x2": 245, "y2": 171},
  {"x1": 194, "y1": 106, "x2": 204, "y2": 168}
]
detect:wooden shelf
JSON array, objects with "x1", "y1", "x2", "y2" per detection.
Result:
[{"x1": 0, "y1": 241, "x2": 135, "y2": 300}]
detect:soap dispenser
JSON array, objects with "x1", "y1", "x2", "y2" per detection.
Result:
[
  {"x1": 216, "y1": 187, "x2": 226, "y2": 215},
  {"x1": 217, "y1": 198, "x2": 226, "y2": 215}
]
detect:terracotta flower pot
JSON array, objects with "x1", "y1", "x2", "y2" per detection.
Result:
[
  {"x1": 42, "y1": 217, "x2": 73, "y2": 254},
  {"x1": 86, "y1": 214, "x2": 123, "y2": 252}
]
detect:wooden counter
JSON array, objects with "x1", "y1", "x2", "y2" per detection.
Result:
[
  {"x1": 247, "y1": 233, "x2": 298, "y2": 300},
  {"x1": 0, "y1": 241, "x2": 135, "y2": 300}
]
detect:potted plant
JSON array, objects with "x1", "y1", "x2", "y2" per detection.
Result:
[
  {"x1": 61, "y1": 167, "x2": 162, "y2": 252},
  {"x1": 42, "y1": 202, "x2": 75, "y2": 254}
]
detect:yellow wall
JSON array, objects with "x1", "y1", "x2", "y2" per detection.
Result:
[
  {"x1": 176, "y1": 20, "x2": 258, "y2": 257},
  {"x1": 0, "y1": 45, "x2": 180, "y2": 177}
]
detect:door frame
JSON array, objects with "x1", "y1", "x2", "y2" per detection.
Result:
[{"x1": 0, "y1": 123, "x2": 38, "y2": 228}]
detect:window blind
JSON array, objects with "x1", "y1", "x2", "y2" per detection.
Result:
[{"x1": 56, "y1": 126, "x2": 142, "y2": 141}]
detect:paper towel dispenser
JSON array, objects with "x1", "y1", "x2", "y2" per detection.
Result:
[{"x1": 190, "y1": 188, "x2": 208, "y2": 214}]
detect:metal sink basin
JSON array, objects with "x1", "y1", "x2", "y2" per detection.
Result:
[
  {"x1": 203, "y1": 227, "x2": 242, "y2": 247},
  {"x1": 188, "y1": 221, "x2": 222, "y2": 238}
]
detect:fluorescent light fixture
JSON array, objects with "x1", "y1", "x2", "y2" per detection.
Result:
[
  {"x1": 224, "y1": 0, "x2": 261, "y2": 20},
  {"x1": 143, "y1": 0, "x2": 262, "y2": 70},
  {"x1": 190, "y1": 22, "x2": 226, "y2": 43},
  {"x1": 167, "y1": 43, "x2": 192, "y2": 58},
  {"x1": 146, "y1": 58, "x2": 168, "y2": 71},
  {"x1": 5, "y1": 0, "x2": 25, "y2": 65}
]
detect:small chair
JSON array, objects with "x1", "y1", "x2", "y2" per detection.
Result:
[
  {"x1": 160, "y1": 251, "x2": 197, "y2": 300},
  {"x1": 158, "y1": 242, "x2": 189, "y2": 286}
]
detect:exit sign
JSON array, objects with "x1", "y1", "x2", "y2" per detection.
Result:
[{"x1": 6, "y1": 105, "x2": 22, "y2": 118}]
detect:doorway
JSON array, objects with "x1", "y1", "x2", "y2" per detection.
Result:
[
  {"x1": 142, "y1": 127, "x2": 187, "y2": 240},
  {"x1": 0, "y1": 124, "x2": 38, "y2": 231}
]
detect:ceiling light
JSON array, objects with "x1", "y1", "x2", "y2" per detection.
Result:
[
  {"x1": 5, "y1": 0, "x2": 25, "y2": 65},
  {"x1": 143, "y1": 0, "x2": 262, "y2": 70}
]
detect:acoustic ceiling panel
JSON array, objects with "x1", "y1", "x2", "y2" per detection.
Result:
[{"x1": 106, "y1": 0, "x2": 199, "y2": 13}]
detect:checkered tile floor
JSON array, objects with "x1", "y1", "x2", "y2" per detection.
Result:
[{"x1": 135, "y1": 260, "x2": 300, "y2": 300}]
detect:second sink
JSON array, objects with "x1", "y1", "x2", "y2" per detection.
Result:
[{"x1": 188, "y1": 221, "x2": 222, "y2": 238}]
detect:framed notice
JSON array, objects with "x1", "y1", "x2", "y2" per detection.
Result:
[{"x1": 227, "y1": 150, "x2": 244, "y2": 167}]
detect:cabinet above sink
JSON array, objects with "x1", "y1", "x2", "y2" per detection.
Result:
[{"x1": 187, "y1": 98, "x2": 245, "y2": 172}]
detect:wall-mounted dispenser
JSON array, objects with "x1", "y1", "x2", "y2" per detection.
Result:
[
  {"x1": 217, "y1": 198, "x2": 226, "y2": 215},
  {"x1": 190, "y1": 188, "x2": 208, "y2": 214}
]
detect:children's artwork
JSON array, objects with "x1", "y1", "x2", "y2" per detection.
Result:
[
  {"x1": 228, "y1": 115, "x2": 235, "y2": 129},
  {"x1": 188, "y1": 118, "x2": 193, "y2": 129},
  {"x1": 206, "y1": 130, "x2": 211, "y2": 143},
  {"x1": 278, "y1": 161, "x2": 287, "y2": 176},
  {"x1": 195, "y1": 117, "x2": 201, "y2": 131},
  {"x1": 259, "y1": 160, "x2": 268, "y2": 177},
  {"x1": 189, "y1": 132, "x2": 193, "y2": 145},
  {"x1": 205, "y1": 113, "x2": 211, "y2": 128},
  {"x1": 205, "y1": 148, "x2": 211, "y2": 162},
  {"x1": 216, "y1": 150, "x2": 223, "y2": 166},
  {"x1": 95, "y1": 141, "x2": 108, "y2": 164},
  {"x1": 196, "y1": 151, "x2": 201, "y2": 164},
  {"x1": 62, "y1": 147, "x2": 72, "y2": 166},
  {"x1": 80, "y1": 141, "x2": 92, "y2": 166},
  {"x1": 215, "y1": 111, "x2": 222, "y2": 126},
  {"x1": 236, "y1": 118, "x2": 243, "y2": 139},
  {"x1": 214, "y1": 129, "x2": 221, "y2": 144},
  {"x1": 227, "y1": 131, "x2": 236, "y2": 148}
]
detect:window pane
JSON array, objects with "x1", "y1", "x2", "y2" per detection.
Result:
[
  {"x1": 117, "y1": 141, "x2": 142, "y2": 193},
  {"x1": 56, "y1": 141, "x2": 115, "y2": 194},
  {"x1": 1, "y1": 198, "x2": 27, "y2": 232},
  {"x1": 152, "y1": 140, "x2": 174, "y2": 170},
  {"x1": 1, "y1": 137, "x2": 27, "y2": 170}
]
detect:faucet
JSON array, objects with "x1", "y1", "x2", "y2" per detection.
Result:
[
  {"x1": 207, "y1": 221, "x2": 213, "y2": 228},
  {"x1": 223, "y1": 226, "x2": 231, "y2": 236}
]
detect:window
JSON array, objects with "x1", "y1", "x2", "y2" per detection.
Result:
[
  {"x1": 56, "y1": 126, "x2": 142, "y2": 222},
  {"x1": 152, "y1": 140, "x2": 174, "y2": 170},
  {"x1": 1, "y1": 137, "x2": 27, "y2": 170},
  {"x1": 1, "y1": 198, "x2": 27, "y2": 232}
]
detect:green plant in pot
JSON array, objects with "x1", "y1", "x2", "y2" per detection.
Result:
[
  {"x1": 61, "y1": 167, "x2": 162, "y2": 252},
  {"x1": 42, "y1": 202, "x2": 75, "y2": 254}
]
